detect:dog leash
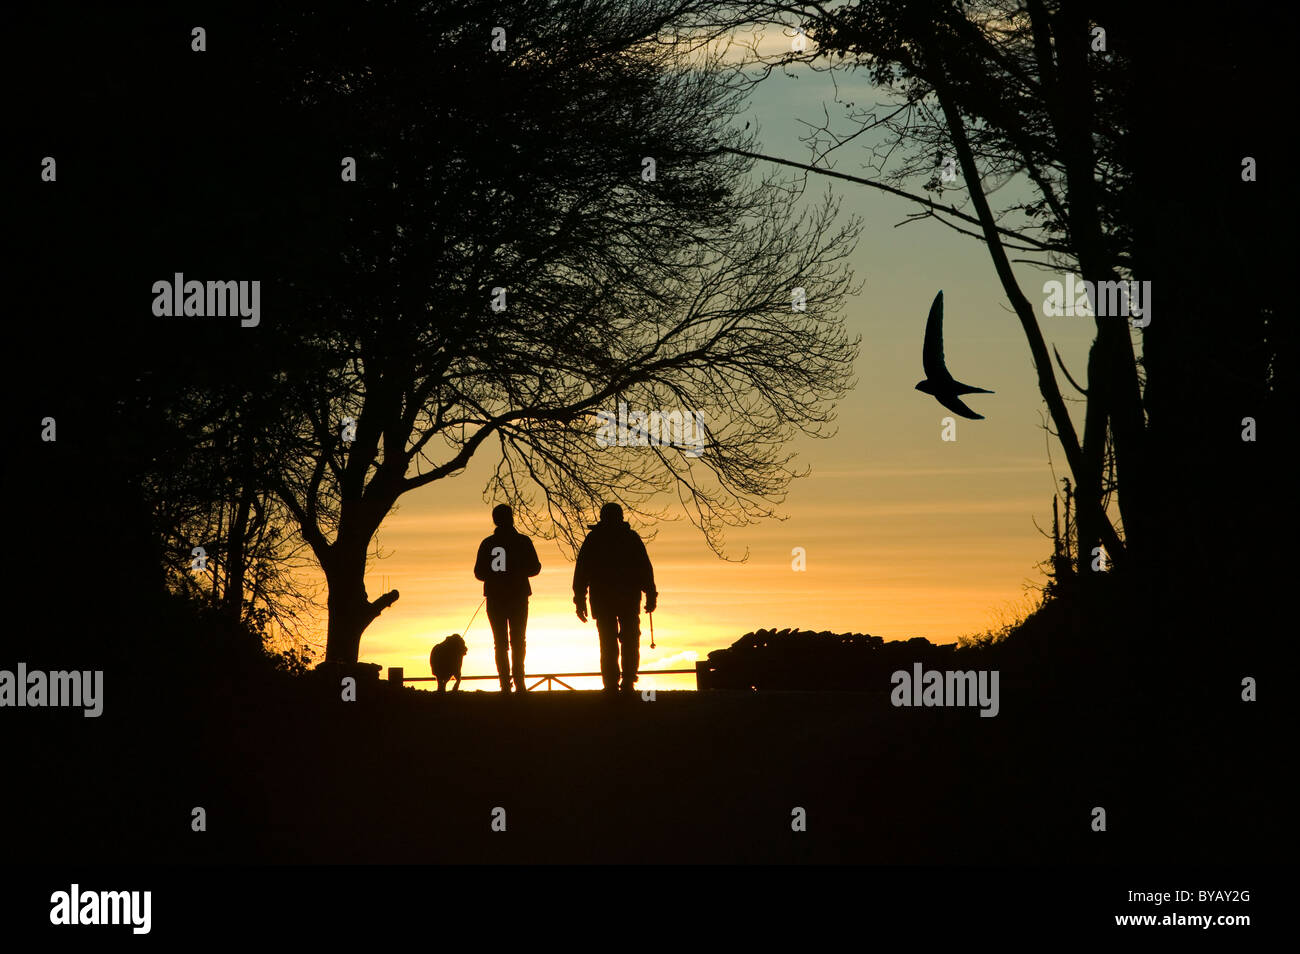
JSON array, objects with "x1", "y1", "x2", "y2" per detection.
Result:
[
  {"x1": 649, "y1": 611, "x2": 655, "y2": 649},
  {"x1": 464, "y1": 598, "x2": 485, "y2": 638}
]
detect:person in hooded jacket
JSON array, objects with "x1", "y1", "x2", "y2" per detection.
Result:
[{"x1": 572, "y1": 503, "x2": 658, "y2": 693}]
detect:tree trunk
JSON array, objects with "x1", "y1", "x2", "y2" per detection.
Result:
[
  {"x1": 322, "y1": 523, "x2": 400, "y2": 663},
  {"x1": 223, "y1": 486, "x2": 254, "y2": 624},
  {"x1": 1074, "y1": 339, "x2": 1109, "y2": 576},
  {"x1": 929, "y1": 70, "x2": 1125, "y2": 566},
  {"x1": 325, "y1": 572, "x2": 370, "y2": 664},
  {"x1": 1050, "y1": 2, "x2": 1145, "y2": 574}
]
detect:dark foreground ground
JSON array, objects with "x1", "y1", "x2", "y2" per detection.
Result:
[{"x1": 10, "y1": 667, "x2": 1278, "y2": 864}]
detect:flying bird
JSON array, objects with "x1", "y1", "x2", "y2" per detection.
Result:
[{"x1": 915, "y1": 291, "x2": 993, "y2": 420}]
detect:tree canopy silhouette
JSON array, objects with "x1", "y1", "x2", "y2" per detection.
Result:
[
  {"x1": 245, "y1": 0, "x2": 863, "y2": 662},
  {"x1": 716, "y1": 0, "x2": 1283, "y2": 598}
]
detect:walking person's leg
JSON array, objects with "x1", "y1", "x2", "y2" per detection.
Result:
[
  {"x1": 486, "y1": 599, "x2": 511, "y2": 692},
  {"x1": 510, "y1": 598, "x2": 528, "y2": 692},
  {"x1": 592, "y1": 597, "x2": 620, "y2": 691},
  {"x1": 617, "y1": 596, "x2": 641, "y2": 691}
]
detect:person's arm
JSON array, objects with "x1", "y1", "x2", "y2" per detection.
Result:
[
  {"x1": 524, "y1": 537, "x2": 541, "y2": 577},
  {"x1": 637, "y1": 534, "x2": 658, "y2": 612},
  {"x1": 572, "y1": 539, "x2": 589, "y2": 598},
  {"x1": 473, "y1": 539, "x2": 490, "y2": 581},
  {"x1": 572, "y1": 538, "x2": 590, "y2": 621}
]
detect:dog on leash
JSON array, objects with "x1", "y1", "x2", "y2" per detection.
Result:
[{"x1": 429, "y1": 634, "x2": 467, "y2": 692}]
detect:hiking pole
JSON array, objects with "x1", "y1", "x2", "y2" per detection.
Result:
[{"x1": 648, "y1": 611, "x2": 655, "y2": 649}]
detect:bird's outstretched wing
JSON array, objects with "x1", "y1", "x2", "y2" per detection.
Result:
[
  {"x1": 922, "y1": 291, "x2": 950, "y2": 382},
  {"x1": 936, "y1": 393, "x2": 984, "y2": 420}
]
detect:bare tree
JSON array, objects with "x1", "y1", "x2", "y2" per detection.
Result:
[
  {"x1": 149, "y1": 374, "x2": 329, "y2": 651},
  {"x1": 259, "y1": 0, "x2": 863, "y2": 662},
  {"x1": 713, "y1": 0, "x2": 1146, "y2": 575}
]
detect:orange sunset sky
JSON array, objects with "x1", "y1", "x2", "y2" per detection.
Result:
[{"x1": 284, "y1": 61, "x2": 1113, "y2": 690}]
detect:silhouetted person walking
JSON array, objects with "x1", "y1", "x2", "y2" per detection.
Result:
[
  {"x1": 573, "y1": 503, "x2": 657, "y2": 693},
  {"x1": 475, "y1": 504, "x2": 541, "y2": 693}
]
